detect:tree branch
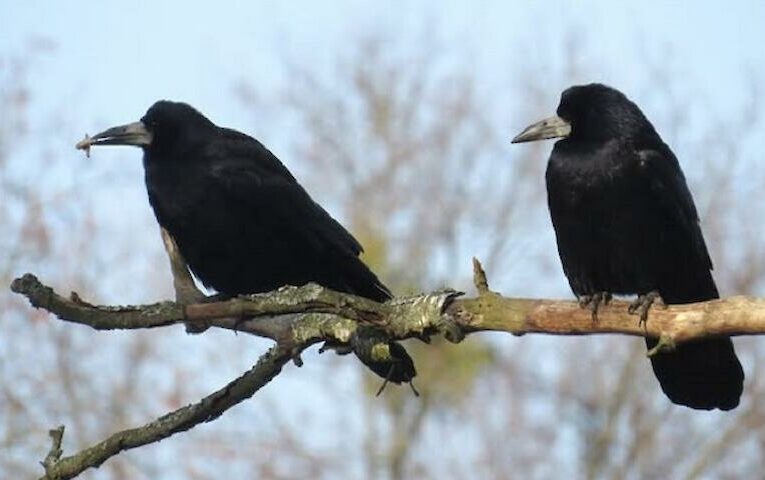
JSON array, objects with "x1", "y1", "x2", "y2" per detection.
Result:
[
  {"x1": 159, "y1": 227, "x2": 209, "y2": 333},
  {"x1": 13, "y1": 271, "x2": 765, "y2": 346},
  {"x1": 9, "y1": 273, "x2": 456, "y2": 345},
  {"x1": 35, "y1": 345, "x2": 295, "y2": 480},
  {"x1": 11, "y1": 261, "x2": 765, "y2": 479}
]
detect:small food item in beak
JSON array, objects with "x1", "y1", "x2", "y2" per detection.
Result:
[{"x1": 75, "y1": 133, "x2": 92, "y2": 158}]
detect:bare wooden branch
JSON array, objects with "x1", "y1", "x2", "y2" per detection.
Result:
[
  {"x1": 36, "y1": 345, "x2": 295, "y2": 480},
  {"x1": 449, "y1": 294, "x2": 765, "y2": 343},
  {"x1": 472, "y1": 257, "x2": 491, "y2": 295},
  {"x1": 11, "y1": 269, "x2": 765, "y2": 479},
  {"x1": 9, "y1": 273, "x2": 455, "y2": 345},
  {"x1": 41, "y1": 426, "x2": 65, "y2": 474},
  {"x1": 159, "y1": 227, "x2": 204, "y2": 305},
  {"x1": 12, "y1": 272, "x2": 765, "y2": 347}
]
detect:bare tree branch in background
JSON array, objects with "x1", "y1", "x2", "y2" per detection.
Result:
[
  {"x1": 1, "y1": 44, "x2": 214, "y2": 480},
  {"x1": 34, "y1": 345, "x2": 293, "y2": 480}
]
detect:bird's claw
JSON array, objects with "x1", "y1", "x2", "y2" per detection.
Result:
[
  {"x1": 408, "y1": 380, "x2": 420, "y2": 397},
  {"x1": 318, "y1": 340, "x2": 354, "y2": 356},
  {"x1": 291, "y1": 351, "x2": 304, "y2": 367},
  {"x1": 629, "y1": 290, "x2": 663, "y2": 329},
  {"x1": 375, "y1": 365, "x2": 420, "y2": 397},
  {"x1": 375, "y1": 365, "x2": 395, "y2": 397},
  {"x1": 578, "y1": 292, "x2": 612, "y2": 321},
  {"x1": 232, "y1": 316, "x2": 249, "y2": 333}
]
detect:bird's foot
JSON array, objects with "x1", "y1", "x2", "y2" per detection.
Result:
[
  {"x1": 628, "y1": 290, "x2": 663, "y2": 329},
  {"x1": 231, "y1": 312, "x2": 253, "y2": 333},
  {"x1": 578, "y1": 292, "x2": 612, "y2": 321},
  {"x1": 408, "y1": 380, "x2": 420, "y2": 397},
  {"x1": 187, "y1": 294, "x2": 233, "y2": 333},
  {"x1": 375, "y1": 365, "x2": 420, "y2": 397},
  {"x1": 318, "y1": 340, "x2": 354, "y2": 356}
]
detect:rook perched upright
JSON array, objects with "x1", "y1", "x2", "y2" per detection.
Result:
[
  {"x1": 78, "y1": 101, "x2": 415, "y2": 385},
  {"x1": 512, "y1": 83, "x2": 743, "y2": 410}
]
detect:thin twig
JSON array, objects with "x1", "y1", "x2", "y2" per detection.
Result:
[
  {"x1": 40, "y1": 426, "x2": 64, "y2": 475},
  {"x1": 472, "y1": 257, "x2": 490, "y2": 295}
]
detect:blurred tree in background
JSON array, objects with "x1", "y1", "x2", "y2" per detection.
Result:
[
  {"x1": 238, "y1": 32, "x2": 765, "y2": 479},
  {"x1": 237, "y1": 36, "x2": 543, "y2": 479},
  {"x1": 4, "y1": 25, "x2": 765, "y2": 480}
]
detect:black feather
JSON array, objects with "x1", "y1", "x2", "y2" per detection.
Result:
[
  {"x1": 137, "y1": 101, "x2": 412, "y2": 384},
  {"x1": 544, "y1": 84, "x2": 743, "y2": 410}
]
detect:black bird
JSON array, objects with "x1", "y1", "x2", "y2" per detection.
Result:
[
  {"x1": 512, "y1": 83, "x2": 743, "y2": 410},
  {"x1": 78, "y1": 100, "x2": 415, "y2": 386}
]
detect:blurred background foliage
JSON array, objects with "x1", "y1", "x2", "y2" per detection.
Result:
[{"x1": 3, "y1": 2, "x2": 765, "y2": 479}]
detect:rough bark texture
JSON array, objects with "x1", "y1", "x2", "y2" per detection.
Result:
[
  {"x1": 13, "y1": 272, "x2": 765, "y2": 346},
  {"x1": 33, "y1": 345, "x2": 294, "y2": 480},
  {"x1": 10, "y1": 260, "x2": 765, "y2": 479}
]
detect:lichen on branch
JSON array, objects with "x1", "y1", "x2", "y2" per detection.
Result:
[{"x1": 11, "y1": 260, "x2": 765, "y2": 480}]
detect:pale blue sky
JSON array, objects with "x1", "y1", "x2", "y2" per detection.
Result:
[
  {"x1": 5, "y1": 0, "x2": 764, "y2": 299},
  {"x1": 3, "y1": 2, "x2": 765, "y2": 476},
  {"x1": 4, "y1": 0, "x2": 764, "y2": 142}
]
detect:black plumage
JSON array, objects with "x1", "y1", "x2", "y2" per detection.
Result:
[
  {"x1": 513, "y1": 83, "x2": 743, "y2": 410},
  {"x1": 80, "y1": 100, "x2": 414, "y2": 385}
]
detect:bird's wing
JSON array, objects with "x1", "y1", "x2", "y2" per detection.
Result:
[
  {"x1": 637, "y1": 147, "x2": 713, "y2": 269},
  {"x1": 636, "y1": 147, "x2": 741, "y2": 411},
  {"x1": 205, "y1": 132, "x2": 365, "y2": 258},
  {"x1": 637, "y1": 147, "x2": 698, "y2": 223},
  {"x1": 635, "y1": 145, "x2": 719, "y2": 306}
]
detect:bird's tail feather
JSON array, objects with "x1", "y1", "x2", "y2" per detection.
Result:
[
  {"x1": 340, "y1": 263, "x2": 392, "y2": 303},
  {"x1": 647, "y1": 336, "x2": 743, "y2": 410}
]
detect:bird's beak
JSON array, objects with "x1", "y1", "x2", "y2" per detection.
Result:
[
  {"x1": 511, "y1": 115, "x2": 571, "y2": 143},
  {"x1": 76, "y1": 121, "x2": 152, "y2": 152}
]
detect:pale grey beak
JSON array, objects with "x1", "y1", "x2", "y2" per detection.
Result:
[
  {"x1": 511, "y1": 115, "x2": 571, "y2": 143},
  {"x1": 76, "y1": 121, "x2": 152, "y2": 152}
]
